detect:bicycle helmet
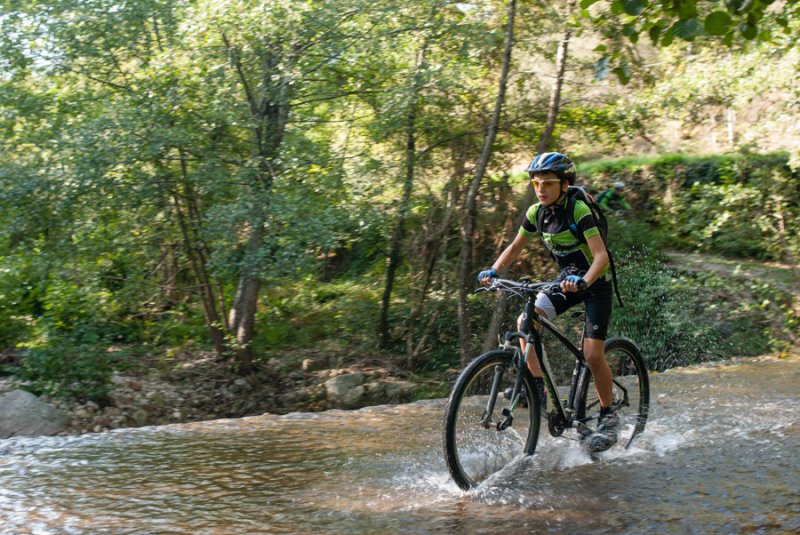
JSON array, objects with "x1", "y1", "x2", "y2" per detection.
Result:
[
  {"x1": 613, "y1": 181, "x2": 625, "y2": 190},
  {"x1": 525, "y1": 152, "x2": 577, "y2": 184}
]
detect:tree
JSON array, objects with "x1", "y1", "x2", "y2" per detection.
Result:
[
  {"x1": 482, "y1": 0, "x2": 577, "y2": 352},
  {"x1": 581, "y1": 0, "x2": 800, "y2": 84},
  {"x1": 457, "y1": 0, "x2": 518, "y2": 364}
]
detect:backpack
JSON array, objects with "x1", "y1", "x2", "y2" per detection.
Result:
[{"x1": 535, "y1": 186, "x2": 623, "y2": 306}]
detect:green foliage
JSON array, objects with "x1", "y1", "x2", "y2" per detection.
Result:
[
  {"x1": 14, "y1": 330, "x2": 116, "y2": 403},
  {"x1": 0, "y1": 0, "x2": 796, "y2": 404},
  {"x1": 583, "y1": 0, "x2": 800, "y2": 83},
  {"x1": 581, "y1": 152, "x2": 799, "y2": 262},
  {"x1": 611, "y1": 248, "x2": 781, "y2": 370},
  {"x1": 255, "y1": 279, "x2": 381, "y2": 351}
]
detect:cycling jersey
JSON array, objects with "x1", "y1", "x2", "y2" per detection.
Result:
[
  {"x1": 517, "y1": 195, "x2": 612, "y2": 340},
  {"x1": 596, "y1": 189, "x2": 632, "y2": 211},
  {"x1": 518, "y1": 196, "x2": 609, "y2": 278}
]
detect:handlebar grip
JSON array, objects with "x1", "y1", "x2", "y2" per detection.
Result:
[{"x1": 577, "y1": 278, "x2": 587, "y2": 291}]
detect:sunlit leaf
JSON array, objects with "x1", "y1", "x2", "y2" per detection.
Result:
[
  {"x1": 704, "y1": 11, "x2": 732, "y2": 36},
  {"x1": 595, "y1": 56, "x2": 610, "y2": 81},
  {"x1": 670, "y1": 18, "x2": 701, "y2": 41},
  {"x1": 623, "y1": 26, "x2": 639, "y2": 43},
  {"x1": 739, "y1": 22, "x2": 758, "y2": 39},
  {"x1": 678, "y1": 2, "x2": 698, "y2": 19},
  {"x1": 621, "y1": 0, "x2": 646, "y2": 16},
  {"x1": 725, "y1": 0, "x2": 750, "y2": 12},
  {"x1": 648, "y1": 24, "x2": 662, "y2": 44},
  {"x1": 613, "y1": 62, "x2": 631, "y2": 84}
]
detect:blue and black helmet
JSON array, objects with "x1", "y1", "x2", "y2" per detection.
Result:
[{"x1": 525, "y1": 152, "x2": 576, "y2": 184}]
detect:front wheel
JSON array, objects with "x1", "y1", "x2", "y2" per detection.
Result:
[
  {"x1": 576, "y1": 337, "x2": 650, "y2": 449},
  {"x1": 443, "y1": 350, "x2": 541, "y2": 490}
]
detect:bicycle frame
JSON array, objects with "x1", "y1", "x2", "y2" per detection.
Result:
[{"x1": 500, "y1": 290, "x2": 594, "y2": 437}]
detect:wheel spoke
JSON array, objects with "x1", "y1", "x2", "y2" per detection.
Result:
[
  {"x1": 443, "y1": 352, "x2": 540, "y2": 489},
  {"x1": 577, "y1": 338, "x2": 650, "y2": 450}
]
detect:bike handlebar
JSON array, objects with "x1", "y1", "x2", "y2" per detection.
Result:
[{"x1": 475, "y1": 277, "x2": 558, "y2": 297}]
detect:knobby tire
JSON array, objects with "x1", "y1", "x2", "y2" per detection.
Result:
[
  {"x1": 443, "y1": 350, "x2": 541, "y2": 490},
  {"x1": 576, "y1": 336, "x2": 650, "y2": 448}
]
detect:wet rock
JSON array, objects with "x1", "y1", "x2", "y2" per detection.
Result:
[
  {"x1": 325, "y1": 374, "x2": 417, "y2": 410},
  {"x1": 74, "y1": 408, "x2": 93, "y2": 419},
  {"x1": 0, "y1": 390, "x2": 70, "y2": 438},
  {"x1": 364, "y1": 380, "x2": 417, "y2": 404},
  {"x1": 230, "y1": 378, "x2": 251, "y2": 394},
  {"x1": 324, "y1": 372, "x2": 368, "y2": 409},
  {"x1": 301, "y1": 357, "x2": 331, "y2": 372},
  {"x1": 379, "y1": 381, "x2": 417, "y2": 403},
  {"x1": 277, "y1": 385, "x2": 325, "y2": 409}
]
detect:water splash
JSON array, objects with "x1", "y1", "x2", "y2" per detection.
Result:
[{"x1": 0, "y1": 355, "x2": 798, "y2": 533}]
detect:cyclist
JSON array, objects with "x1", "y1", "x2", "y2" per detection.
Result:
[
  {"x1": 596, "y1": 181, "x2": 632, "y2": 212},
  {"x1": 477, "y1": 152, "x2": 618, "y2": 452}
]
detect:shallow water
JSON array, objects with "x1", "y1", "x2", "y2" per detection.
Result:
[{"x1": 1, "y1": 355, "x2": 798, "y2": 534}]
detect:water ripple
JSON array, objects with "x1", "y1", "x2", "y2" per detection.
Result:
[{"x1": 1, "y1": 356, "x2": 798, "y2": 533}]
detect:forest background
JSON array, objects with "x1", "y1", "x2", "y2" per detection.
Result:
[{"x1": 0, "y1": 0, "x2": 798, "y2": 420}]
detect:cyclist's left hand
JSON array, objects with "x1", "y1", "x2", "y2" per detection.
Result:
[{"x1": 560, "y1": 275, "x2": 586, "y2": 293}]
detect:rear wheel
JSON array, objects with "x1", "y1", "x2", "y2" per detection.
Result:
[
  {"x1": 576, "y1": 337, "x2": 649, "y2": 448},
  {"x1": 443, "y1": 350, "x2": 541, "y2": 489}
]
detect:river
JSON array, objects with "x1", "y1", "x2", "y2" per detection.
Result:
[{"x1": 1, "y1": 354, "x2": 798, "y2": 534}]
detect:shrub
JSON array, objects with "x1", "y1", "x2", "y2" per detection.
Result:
[
  {"x1": 611, "y1": 248, "x2": 782, "y2": 370},
  {"x1": 14, "y1": 328, "x2": 115, "y2": 403}
]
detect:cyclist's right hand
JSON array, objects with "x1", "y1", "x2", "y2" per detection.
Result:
[{"x1": 476, "y1": 268, "x2": 497, "y2": 285}]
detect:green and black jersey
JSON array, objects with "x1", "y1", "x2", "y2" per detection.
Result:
[{"x1": 518, "y1": 196, "x2": 609, "y2": 277}]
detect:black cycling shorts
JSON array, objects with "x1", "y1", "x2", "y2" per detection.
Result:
[{"x1": 534, "y1": 277, "x2": 613, "y2": 340}]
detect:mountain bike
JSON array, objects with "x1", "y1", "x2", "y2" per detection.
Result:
[{"x1": 443, "y1": 277, "x2": 649, "y2": 490}]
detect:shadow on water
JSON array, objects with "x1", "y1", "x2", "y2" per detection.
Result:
[{"x1": 1, "y1": 355, "x2": 799, "y2": 534}]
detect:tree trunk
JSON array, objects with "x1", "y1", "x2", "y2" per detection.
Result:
[
  {"x1": 223, "y1": 36, "x2": 289, "y2": 371},
  {"x1": 379, "y1": 41, "x2": 430, "y2": 349},
  {"x1": 165, "y1": 155, "x2": 228, "y2": 356},
  {"x1": 159, "y1": 241, "x2": 180, "y2": 307},
  {"x1": 481, "y1": 0, "x2": 574, "y2": 352},
  {"x1": 457, "y1": 0, "x2": 517, "y2": 365},
  {"x1": 228, "y1": 224, "x2": 265, "y2": 370},
  {"x1": 405, "y1": 177, "x2": 459, "y2": 368}
]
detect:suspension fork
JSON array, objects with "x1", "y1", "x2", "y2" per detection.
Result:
[{"x1": 480, "y1": 363, "x2": 506, "y2": 428}]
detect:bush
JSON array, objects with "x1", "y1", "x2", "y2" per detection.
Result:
[
  {"x1": 14, "y1": 329, "x2": 115, "y2": 403},
  {"x1": 581, "y1": 152, "x2": 799, "y2": 262},
  {"x1": 611, "y1": 248, "x2": 783, "y2": 370}
]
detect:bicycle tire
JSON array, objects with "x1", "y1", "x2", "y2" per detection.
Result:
[
  {"x1": 576, "y1": 336, "x2": 650, "y2": 449},
  {"x1": 443, "y1": 350, "x2": 541, "y2": 489}
]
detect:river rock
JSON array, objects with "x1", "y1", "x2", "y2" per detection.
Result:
[
  {"x1": 324, "y1": 373, "x2": 418, "y2": 409},
  {"x1": 132, "y1": 409, "x2": 149, "y2": 427},
  {"x1": 0, "y1": 389, "x2": 71, "y2": 438},
  {"x1": 364, "y1": 380, "x2": 417, "y2": 404},
  {"x1": 324, "y1": 372, "x2": 368, "y2": 409}
]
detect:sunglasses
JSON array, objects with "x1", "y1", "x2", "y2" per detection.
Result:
[{"x1": 530, "y1": 178, "x2": 562, "y2": 188}]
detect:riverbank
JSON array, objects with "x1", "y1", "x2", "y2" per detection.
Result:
[
  {"x1": 0, "y1": 348, "x2": 435, "y2": 436},
  {"x1": 5, "y1": 348, "x2": 798, "y2": 438}
]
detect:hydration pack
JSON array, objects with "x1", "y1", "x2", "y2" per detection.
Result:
[{"x1": 535, "y1": 186, "x2": 622, "y2": 306}]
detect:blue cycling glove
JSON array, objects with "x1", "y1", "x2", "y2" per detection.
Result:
[
  {"x1": 476, "y1": 268, "x2": 498, "y2": 282},
  {"x1": 563, "y1": 275, "x2": 586, "y2": 289}
]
